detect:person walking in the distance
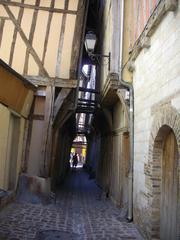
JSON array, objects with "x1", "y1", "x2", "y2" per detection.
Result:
[{"x1": 72, "y1": 153, "x2": 78, "y2": 168}]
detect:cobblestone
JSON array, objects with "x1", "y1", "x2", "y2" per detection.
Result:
[{"x1": 0, "y1": 169, "x2": 144, "y2": 240}]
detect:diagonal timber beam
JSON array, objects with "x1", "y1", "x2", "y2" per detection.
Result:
[
  {"x1": 41, "y1": 0, "x2": 55, "y2": 68},
  {"x1": 24, "y1": 0, "x2": 40, "y2": 75},
  {"x1": 3, "y1": 4, "x2": 49, "y2": 77},
  {"x1": 0, "y1": 19, "x2": 5, "y2": 48},
  {"x1": 53, "y1": 88, "x2": 71, "y2": 119},
  {"x1": 9, "y1": 0, "x2": 25, "y2": 67},
  {"x1": 0, "y1": 1, "x2": 77, "y2": 15},
  {"x1": 55, "y1": 0, "x2": 69, "y2": 77}
]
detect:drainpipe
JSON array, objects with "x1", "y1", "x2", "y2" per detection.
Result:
[{"x1": 118, "y1": 0, "x2": 134, "y2": 222}]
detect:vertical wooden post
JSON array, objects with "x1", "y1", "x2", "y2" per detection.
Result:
[{"x1": 41, "y1": 85, "x2": 54, "y2": 176}]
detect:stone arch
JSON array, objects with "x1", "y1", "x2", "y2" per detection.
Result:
[{"x1": 144, "y1": 104, "x2": 180, "y2": 239}]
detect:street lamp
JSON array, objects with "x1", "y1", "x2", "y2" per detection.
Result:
[{"x1": 84, "y1": 32, "x2": 111, "y2": 71}]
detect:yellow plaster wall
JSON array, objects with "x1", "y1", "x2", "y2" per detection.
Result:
[
  {"x1": 32, "y1": 11, "x2": 49, "y2": 61},
  {"x1": 68, "y1": 0, "x2": 79, "y2": 11},
  {"x1": 3, "y1": 113, "x2": 14, "y2": 190},
  {"x1": 21, "y1": 8, "x2": 34, "y2": 39},
  {"x1": 16, "y1": 118, "x2": 25, "y2": 187},
  {"x1": 60, "y1": 14, "x2": 76, "y2": 78},
  {"x1": 9, "y1": 6, "x2": 20, "y2": 19},
  {"x1": 0, "y1": 104, "x2": 27, "y2": 190},
  {"x1": 0, "y1": 5, "x2": 8, "y2": 17},
  {"x1": 0, "y1": 104, "x2": 10, "y2": 189},
  {"x1": 0, "y1": 20, "x2": 14, "y2": 64},
  {"x1": 28, "y1": 54, "x2": 39, "y2": 76},
  {"x1": 40, "y1": 0, "x2": 51, "y2": 7},
  {"x1": 44, "y1": 13, "x2": 63, "y2": 77},
  {"x1": 54, "y1": 0, "x2": 65, "y2": 9},
  {"x1": 12, "y1": 33, "x2": 26, "y2": 74},
  {"x1": 24, "y1": 0, "x2": 35, "y2": 4}
]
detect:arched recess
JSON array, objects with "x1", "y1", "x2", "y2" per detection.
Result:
[
  {"x1": 87, "y1": 107, "x2": 113, "y2": 188},
  {"x1": 144, "y1": 105, "x2": 180, "y2": 239},
  {"x1": 51, "y1": 114, "x2": 76, "y2": 188},
  {"x1": 97, "y1": 89, "x2": 130, "y2": 206}
]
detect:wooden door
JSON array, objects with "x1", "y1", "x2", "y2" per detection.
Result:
[{"x1": 160, "y1": 130, "x2": 178, "y2": 239}]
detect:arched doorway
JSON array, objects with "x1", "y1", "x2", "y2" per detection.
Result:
[
  {"x1": 160, "y1": 127, "x2": 178, "y2": 239},
  {"x1": 152, "y1": 125, "x2": 179, "y2": 239},
  {"x1": 144, "y1": 105, "x2": 180, "y2": 239}
]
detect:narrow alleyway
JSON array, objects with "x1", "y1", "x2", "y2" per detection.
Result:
[{"x1": 0, "y1": 168, "x2": 144, "y2": 240}]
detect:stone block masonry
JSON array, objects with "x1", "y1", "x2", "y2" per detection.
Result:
[{"x1": 0, "y1": 170, "x2": 144, "y2": 239}]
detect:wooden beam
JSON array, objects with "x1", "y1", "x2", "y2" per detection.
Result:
[
  {"x1": 70, "y1": 0, "x2": 86, "y2": 78},
  {"x1": 9, "y1": 0, "x2": 25, "y2": 67},
  {"x1": 0, "y1": 17, "x2": 9, "y2": 20},
  {"x1": 23, "y1": 98, "x2": 35, "y2": 172},
  {"x1": 53, "y1": 109, "x2": 74, "y2": 131},
  {"x1": 24, "y1": 0, "x2": 40, "y2": 75},
  {"x1": 53, "y1": 88, "x2": 71, "y2": 118},
  {"x1": 55, "y1": 0, "x2": 69, "y2": 77},
  {"x1": 42, "y1": 86, "x2": 54, "y2": 175},
  {"x1": 0, "y1": 1, "x2": 77, "y2": 15},
  {"x1": 25, "y1": 76, "x2": 78, "y2": 88},
  {"x1": 0, "y1": 19, "x2": 5, "y2": 48},
  {"x1": 41, "y1": 0, "x2": 55, "y2": 68},
  {"x1": 3, "y1": 4, "x2": 49, "y2": 77}
]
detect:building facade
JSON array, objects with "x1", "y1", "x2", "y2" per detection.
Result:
[
  {"x1": 93, "y1": 0, "x2": 180, "y2": 239},
  {"x1": 130, "y1": 1, "x2": 180, "y2": 239},
  {"x1": 0, "y1": 0, "x2": 179, "y2": 239},
  {"x1": 0, "y1": 0, "x2": 87, "y2": 183},
  {"x1": 0, "y1": 60, "x2": 35, "y2": 192}
]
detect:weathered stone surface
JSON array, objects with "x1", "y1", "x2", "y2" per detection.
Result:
[
  {"x1": 35, "y1": 230, "x2": 82, "y2": 240},
  {"x1": 133, "y1": 2, "x2": 180, "y2": 237},
  {"x1": 0, "y1": 170, "x2": 144, "y2": 240}
]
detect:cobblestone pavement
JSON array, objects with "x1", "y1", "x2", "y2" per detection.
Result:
[{"x1": 0, "y1": 169, "x2": 144, "y2": 240}]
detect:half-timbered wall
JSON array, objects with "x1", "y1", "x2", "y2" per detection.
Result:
[
  {"x1": 0, "y1": 0, "x2": 86, "y2": 177},
  {"x1": 0, "y1": 0, "x2": 80, "y2": 79}
]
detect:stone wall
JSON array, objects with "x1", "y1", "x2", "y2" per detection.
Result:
[{"x1": 133, "y1": 2, "x2": 180, "y2": 238}]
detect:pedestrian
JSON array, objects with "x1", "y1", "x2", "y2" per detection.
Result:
[{"x1": 72, "y1": 153, "x2": 78, "y2": 168}]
